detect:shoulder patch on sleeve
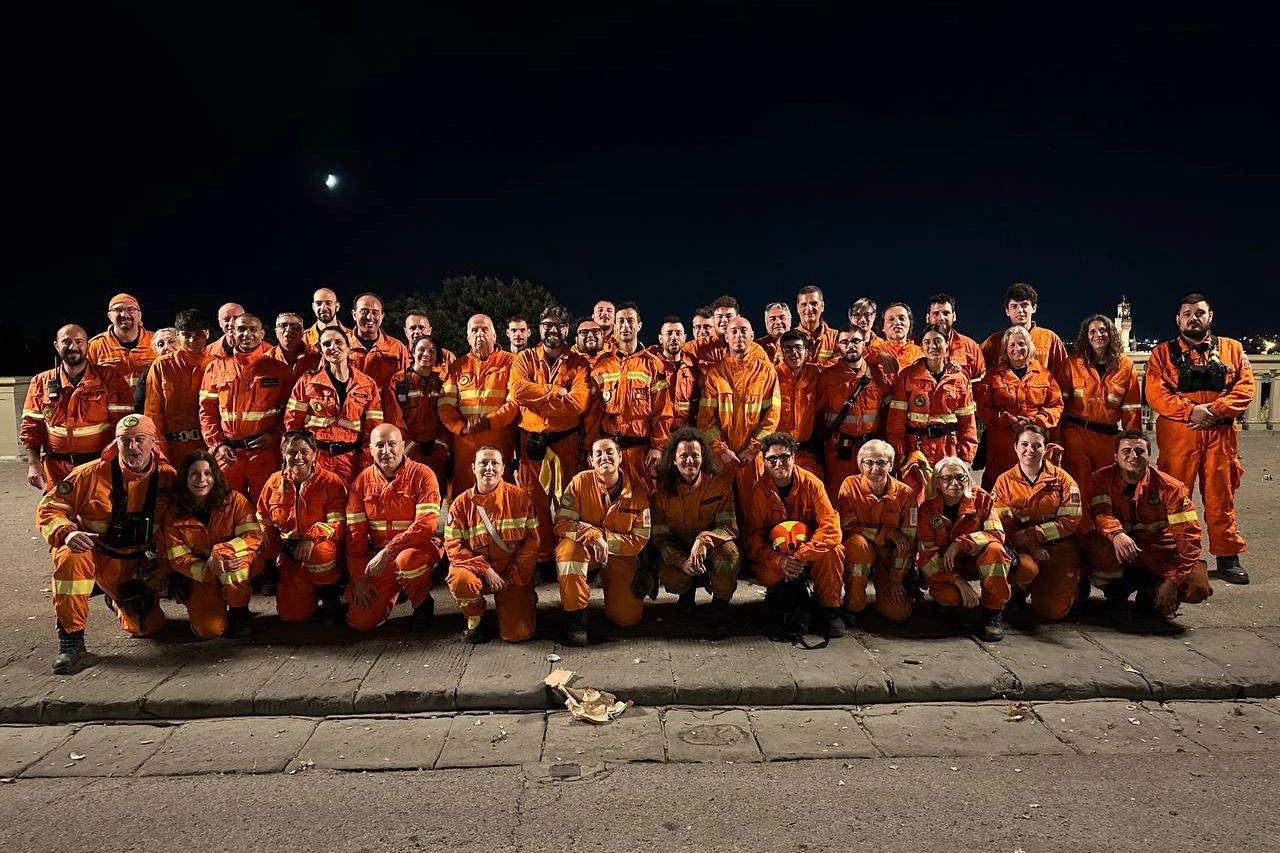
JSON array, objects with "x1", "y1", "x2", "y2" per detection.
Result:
[
  {"x1": 560, "y1": 493, "x2": 574, "y2": 507},
  {"x1": 1068, "y1": 486, "x2": 1080, "y2": 505},
  {"x1": 56, "y1": 480, "x2": 73, "y2": 495}
]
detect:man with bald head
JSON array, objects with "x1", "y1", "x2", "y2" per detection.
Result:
[
  {"x1": 439, "y1": 314, "x2": 521, "y2": 495},
  {"x1": 23, "y1": 324, "x2": 133, "y2": 489},
  {"x1": 208, "y1": 303, "x2": 258, "y2": 358},
  {"x1": 696, "y1": 316, "x2": 781, "y2": 485},
  {"x1": 303, "y1": 287, "x2": 353, "y2": 349},
  {"x1": 344, "y1": 423, "x2": 443, "y2": 631},
  {"x1": 37, "y1": 414, "x2": 177, "y2": 673}
]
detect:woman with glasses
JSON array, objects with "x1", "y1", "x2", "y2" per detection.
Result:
[
  {"x1": 159, "y1": 450, "x2": 262, "y2": 638},
  {"x1": 990, "y1": 424, "x2": 1085, "y2": 621},
  {"x1": 833, "y1": 440, "x2": 917, "y2": 626},
  {"x1": 974, "y1": 326, "x2": 1064, "y2": 491},
  {"x1": 916, "y1": 456, "x2": 1010, "y2": 642},
  {"x1": 384, "y1": 335, "x2": 452, "y2": 490}
]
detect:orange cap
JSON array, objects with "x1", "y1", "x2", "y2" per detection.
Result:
[{"x1": 108, "y1": 293, "x2": 140, "y2": 310}]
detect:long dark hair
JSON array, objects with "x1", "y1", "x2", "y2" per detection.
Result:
[
  {"x1": 172, "y1": 450, "x2": 232, "y2": 518},
  {"x1": 1074, "y1": 314, "x2": 1121, "y2": 372},
  {"x1": 656, "y1": 427, "x2": 722, "y2": 493}
]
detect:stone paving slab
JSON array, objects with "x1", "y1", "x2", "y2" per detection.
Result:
[
  {"x1": 454, "y1": 641, "x2": 553, "y2": 710},
  {"x1": 748, "y1": 708, "x2": 877, "y2": 760},
  {"x1": 668, "y1": 637, "x2": 796, "y2": 705},
  {"x1": 1155, "y1": 700, "x2": 1280, "y2": 752},
  {"x1": 298, "y1": 716, "x2": 450, "y2": 770},
  {"x1": 550, "y1": 638, "x2": 676, "y2": 706},
  {"x1": 779, "y1": 638, "x2": 891, "y2": 705},
  {"x1": 1085, "y1": 632, "x2": 1238, "y2": 700},
  {"x1": 137, "y1": 715, "x2": 317, "y2": 776},
  {"x1": 435, "y1": 712, "x2": 546, "y2": 768},
  {"x1": 1253, "y1": 627, "x2": 1280, "y2": 650},
  {"x1": 0, "y1": 724, "x2": 76, "y2": 777},
  {"x1": 0, "y1": 653, "x2": 52, "y2": 723},
  {"x1": 857, "y1": 702, "x2": 1070, "y2": 757},
  {"x1": 1034, "y1": 699, "x2": 1204, "y2": 754},
  {"x1": 22, "y1": 722, "x2": 174, "y2": 777},
  {"x1": 542, "y1": 705, "x2": 665, "y2": 764},
  {"x1": 144, "y1": 643, "x2": 292, "y2": 718},
  {"x1": 985, "y1": 629, "x2": 1151, "y2": 700},
  {"x1": 41, "y1": 643, "x2": 195, "y2": 722},
  {"x1": 662, "y1": 708, "x2": 763, "y2": 763},
  {"x1": 254, "y1": 642, "x2": 381, "y2": 715},
  {"x1": 354, "y1": 640, "x2": 466, "y2": 713},
  {"x1": 863, "y1": 635, "x2": 1021, "y2": 701},
  {"x1": 1179, "y1": 627, "x2": 1280, "y2": 697}
]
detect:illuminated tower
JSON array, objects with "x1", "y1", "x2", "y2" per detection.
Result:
[{"x1": 1115, "y1": 296, "x2": 1132, "y2": 353}]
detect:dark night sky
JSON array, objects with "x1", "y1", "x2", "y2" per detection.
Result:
[{"x1": 11, "y1": 5, "x2": 1278, "y2": 373}]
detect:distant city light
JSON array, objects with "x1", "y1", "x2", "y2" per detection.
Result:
[{"x1": 325, "y1": 174, "x2": 339, "y2": 189}]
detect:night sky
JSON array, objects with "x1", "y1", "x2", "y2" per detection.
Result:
[{"x1": 11, "y1": 5, "x2": 1277, "y2": 373}]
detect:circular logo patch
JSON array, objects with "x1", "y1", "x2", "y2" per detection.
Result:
[
  {"x1": 42, "y1": 406, "x2": 54, "y2": 419},
  {"x1": 601, "y1": 390, "x2": 612, "y2": 402},
  {"x1": 311, "y1": 400, "x2": 324, "y2": 412},
  {"x1": 57, "y1": 481, "x2": 73, "y2": 495},
  {"x1": 913, "y1": 394, "x2": 927, "y2": 408},
  {"x1": 931, "y1": 514, "x2": 947, "y2": 528},
  {"x1": 1148, "y1": 494, "x2": 1163, "y2": 505},
  {"x1": 458, "y1": 375, "x2": 471, "y2": 386},
  {"x1": 121, "y1": 414, "x2": 141, "y2": 429}
]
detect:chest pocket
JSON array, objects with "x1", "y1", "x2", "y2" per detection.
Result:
[
  {"x1": 1024, "y1": 380, "x2": 1050, "y2": 408},
  {"x1": 72, "y1": 387, "x2": 109, "y2": 421}
]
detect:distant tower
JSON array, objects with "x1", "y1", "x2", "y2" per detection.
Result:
[{"x1": 1115, "y1": 296, "x2": 1132, "y2": 353}]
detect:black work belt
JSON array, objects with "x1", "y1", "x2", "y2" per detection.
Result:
[
  {"x1": 830, "y1": 432, "x2": 873, "y2": 447},
  {"x1": 94, "y1": 543, "x2": 151, "y2": 561},
  {"x1": 1064, "y1": 414, "x2": 1118, "y2": 435},
  {"x1": 610, "y1": 434, "x2": 650, "y2": 449},
  {"x1": 317, "y1": 440, "x2": 361, "y2": 455},
  {"x1": 908, "y1": 423, "x2": 957, "y2": 439},
  {"x1": 165, "y1": 429, "x2": 202, "y2": 443},
  {"x1": 533, "y1": 426, "x2": 580, "y2": 445},
  {"x1": 44, "y1": 450, "x2": 99, "y2": 464},
  {"x1": 224, "y1": 431, "x2": 269, "y2": 449}
]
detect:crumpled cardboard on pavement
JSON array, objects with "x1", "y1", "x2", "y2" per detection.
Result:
[{"x1": 544, "y1": 667, "x2": 632, "y2": 724}]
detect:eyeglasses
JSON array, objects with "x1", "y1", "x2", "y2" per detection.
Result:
[
  {"x1": 850, "y1": 311, "x2": 874, "y2": 320},
  {"x1": 275, "y1": 323, "x2": 303, "y2": 330},
  {"x1": 578, "y1": 329, "x2": 601, "y2": 337},
  {"x1": 937, "y1": 474, "x2": 969, "y2": 484},
  {"x1": 763, "y1": 453, "x2": 793, "y2": 466},
  {"x1": 110, "y1": 307, "x2": 140, "y2": 314},
  {"x1": 780, "y1": 344, "x2": 806, "y2": 353},
  {"x1": 860, "y1": 459, "x2": 891, "y2": 468},
  {"x1": 540, "y1": 322, "x2": 567, "y2": 330}
]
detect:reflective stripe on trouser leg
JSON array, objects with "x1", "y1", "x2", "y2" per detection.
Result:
[
  {"x1": 842, "y1": 533, "x2": 874, "y2": 612},
  {"x1": 276, "y1": 555, "x2": 322, "y2": 622},
  {"x1": 555, "y1": 539, "x2": 591, "y2": 612},
  {"x1": 871, "y1": 562, "x2": 912, "y2": 621},
  {"x1": 810, "y1": 546, "x2": 846, "y2": 609},
  {"x1": 707, "y1": 541, "x2": 740, "y2": 601},
  {"x1": 446, "y1": 563, "x2": 489, "y2": 619},
  {"x1": 51, "y1": 547, "x2": 96, "y2": 633}
]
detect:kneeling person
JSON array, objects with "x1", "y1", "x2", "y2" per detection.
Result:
[{"x1": 445, "y1": 447, "x2": 540, "y2": 642}]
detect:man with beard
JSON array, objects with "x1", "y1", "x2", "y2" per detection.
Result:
[
  {"x1": 146, "y1": 309, "x2": 214, "y2": 466},
  {"x1": 756, "y1": 301, "x2": 792, "y2": 363},
  {"x1": 590, "y1": 302, "x2": 669, "y2": 491},
  {"x1": 403, "y1": 308, "x2": 456, "y2": 369},
  {"x1": 344, "y1": 424, "x2": 443, "y2": 631},
  {"x1": 652, "y1": 315, "x2": 697, "y2": 432},
  {"x1": 773, "y1": 330, "x2": 823, "y2": 478},
  {"x1": 438, "y1": 314, "x2": 521, "y2": 495},
  {"x1": 1145, "y1": 293, "x2": 1255, "y2": 584},
  {"x1": 267, "y1": 312, "x2": 321, "y2": 381},
  {"x1": 924, "y1": 293, "x2": 985, "y2": 381},
  {"x1": 814, "y1": 326, "x2": 892, "y2": 497},
  {"x1": 37, "y1": 414, "x2": 177, "y2": 672},
  {"x1": 88, "y1": 293, "x2": 156, "y2": 390},
  {"x1": 573, "y1": 319, "x2": 606, "y2": 364},
  {"x1": 303, "y1": 287, "x2": 353, "y2": 349},
  {"x1": 574, "y1": 318, "x2": 608, "y2": 456},
  {"x1": 696, "y1": 316, "x2": 780, "y2": 486},
  {"x1": 795, "y1": 285, "x2": 839, "y2": 364},
  {"x1": 507, "y1": 315, "x2": 531, "y2": 354},
  {"x1": 592, "y1": 300, "x2": 617, "y2": 343},
  {"x1": 349, "y1": 292, "x2": 411, "y2": 390},
  {"x1": 23, "y1": 324, "x2": 134, "y2": 489},
  {"x1": 979, "y1": 283, "x2": 1069, "y2": 374}
]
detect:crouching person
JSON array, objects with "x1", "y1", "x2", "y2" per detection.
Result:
[
  {"x1": 917, "y1": 456, "x2": 1010, "y2": 642},
  {"x1": 257, "y1": 430, "x2": 348, "y2": 623},
  {"x1": 651, "y1": 427, "x2": 740, "y2": 636},
  {"x1": 445, "y1": 446, "x2": 540, "y2": 643},
  {"x1": 1080, "y1": 429, "x2": 1212, "y2": 631},
  {"x1": 37, "y1": 414, "x2": 176, "y2": 673},
  {"x1": 554, "y1": 438, "x2": 652, "y2": 646},
  {"x1": 160, "y1": 450, "x2": 262, "y2": 638},
  {"x1": 744, "y1": 432, "x2": 847, "y2": 639},
  {"x1": 345, "y1": 424, "x2": 443, "y2": 631}
]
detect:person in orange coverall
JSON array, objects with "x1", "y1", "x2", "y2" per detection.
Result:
[
  {"x1": 873, "y1": 302, "x2": 925, "y2": 374},
  {"x1": 383, "y1": 335, "x2": 452, "y2": 490},
  {"x1": 815, "y1": 326, "x2": 893, "y2": 497},
  {"x1": 794, "y1": 285, "x2": 840, "y2": 364},
  {"x1": 696, "y1": 316, "x2": 780, "y2": 486},
  {"x1": 651, "y1": 316, "x2": 698, "y2": 432},
  {"x1": 743, "y1": 432, "x2": 847, "y2": 639},
  {"x1": 650, "y1": 427, "x2": 740, "y2": 636},
  {"x1": 256, "y1": 430, "x2": 348, "y2": 623},
  {"x1": 344, "y1": 424, "x2": 442, "y2": 631},
  {"x1": 199, "y1": 313, "x2": 294, "y2": 502},
  {"x1": 23, "y1": 323, "x2": 134, "y2": 489},
  {"x1": 445, "y1": 445, "x2": 540, "y2": 643},
  {"x1": 1080, "y1": 430, "x2": 1212, "y2": 631},
  {"x1": 159, "y1": 450, "x2": 262, "y2": 639},
  {"x1": 553, "y1": 438, "x2": 652, "y2": 646},
  {"x1": 87, "y1": 293, "x2": 156, "y2": 390},
  {"x1": 1144, "y1": 293, "x2": 1255, "y2": 584},
  {"x1": 1054, "y1": 314, "x2": 1142, "y2": 532},
  {"x1": 267, "y1": 312, "x2": 321, "y2": 382},
  {"x1": 347, "y1": 292, "x2": 411, "y2": 391},
  {"x1": 978, "y1": 283, "x2": 1069, "y2": 374},
  {"x1": 974, "y1": 325, "x2": 1063, "y2": 490},
  {"x1": 887, "y1": 324, "x2": 978, "y2": 485},
  {"x1": 145, "y1": 308, "x2": 214, "y2": 465},
  {"x1": 773, "y1": 330, "x2": 823, "y2": 478},
  {"x1": 439, "y1": 314, "x2": 521, "y2": 496},
  {"x1": 284, "y1": 327, "x2": 384, "y2": 482},
  {"x1": 36, "y1": 414, "x2": 176, "y2": 673},
  {"x1": 834, "y1": 439, "x2": 917, "y2": 626},
  {"x1": 990, "y1": 425, "x2": 1085, "y2": 621},
  {"x1": 924, "y1": 293, "x2": 985, "y2": 381},
  {"x1": 916, "y1": 456, "x2": 1009, "y2": 642}
]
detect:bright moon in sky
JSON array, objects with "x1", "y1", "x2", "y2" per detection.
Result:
[{"x1": 325, "y1": 174, "x2": 338, "y2": 189}]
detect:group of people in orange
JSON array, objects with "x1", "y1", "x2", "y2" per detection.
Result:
[{"x1": 24, "y1": 282, "x2": 1254, "y2": 673}]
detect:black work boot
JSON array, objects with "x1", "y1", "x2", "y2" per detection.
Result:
[
  {"x1": 536, "y1": 560, "x2": 557, "y2": 584},
  {"x1": 317, "y1": 585, "x2": 345, "y2": 627},
  {"x1": 980, "y1": 607, "x2": 1004, "y2": 642},
  {"x1": 406, "y1": 596, "x2": 434, "y2": 633},
  {"x1": 839, "y1": 608, "x2": 860, "y2": 629},
  {"x1": 1103, "y1": 586, "x2": 1133, "y2": 629},
  {"x1": 1215, "y1": 555, "x2": 1250, "y2": 585},
  {"x1": 226, "y1": 606, "x2": 254, "y2": 639},
  {"x1": 820, "y1": 607, "x2": 847, "y2": 639},
  {"x1": 53, "y1": 623, "x2": 88, "y2": 674},
  {"x1": 675, "y1": 587, "x2": 697, "y2": 616},
  {"x1": 630, "y1": 565, "x2": 659, "y2": 601},
  {"x1": 709, "y1": 597, "x2": 732, "y2": 638},
  {"x1": 461, "y1": 615, "x2": 486, "y2": 644},
  {"x1": 564, "y1": 609, "x2": 589, "y2": 646}
]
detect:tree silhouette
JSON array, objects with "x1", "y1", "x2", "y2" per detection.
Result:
[{"x1": 383, "y1": 275, "x2": 567, "y2": 355}]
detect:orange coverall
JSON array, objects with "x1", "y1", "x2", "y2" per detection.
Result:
[
  {"x1": 696, "y1": 354, "x2": 781, "y2": 482},
  {"x1": 651, "y1": 346, "x2": 698, "y2": 433},
  {"x1": 303, "y1": 320, "x2": 354, "y2": 350},
  {"x1": 554, "y1": 470, "x2": 652, "y2": 626},
  {"x1": 145, "y1": 349, "x2": 215, "y2": 465},
  {"x1": 349, "y1": 332, "x2": 410, "y2": 392},
  {"x1": 88, "y1": 327, "x2": 156, "y2": 390},
  {"x1": 835, "y1": 474, "x2": 918, "y2": 620},
  {"x1": 266, "y1": 344, "x2": 322, "y2": 384},
  {"x1": 743, "y1": 467, "x2": 845, "y2": 608},
  {"x1": 510, "y1": 345, "x2": 591, "y2": 562},
  {"x1": 158, "y1": 492, "x2": 262, "y2": 638},
  {"x1": 256, "y1": 466, "x2": 348, "y2": 621},
  {"x1": 445, "y1": 480, "x2": 540, "y2": 642},
  {"x1": 591, "y1": 347, "x2": 671, "y2": 491},
  {"x1": 942, "y1": 330, "x2": 985, "y2": 382},
  {"x1": 916, "y1": 489, "x2": 1010, "y2": 611},
  {"x1": 650, "y1": 472, "x2": 741, "y2": 601},
  {"x1": 344, "y1": 458, "x2": 442, "y2": 630},
  {"x1": 775, "y1": 361, "x2": 823, "y2": 478},
  {"x1": 284, "y1": 366, "x2": 384, "y2": 482},
  {"x1": 979, "y1": 323, "x2": 1069, "y2": 375},
  {"x1": 1082, "y1": 464, "x2": 1212, "y2": 604},
  {"x1": 796, "y1": 320, "x2": 839, "y2": 364},
  {"x1": 22, "y1": 364, "x2": 134, "y2": 485},
  {"x1": 990, "y1": 463, "x2": 1084, "y2": 620},
  {"x1": 438, "y1": 350, "x2": 521, "y2": 495},
  {"x1": 974, "y1": 362, "x2": 1064, "y2": 490},
  {"x1": 383, "y1": 367, "x2": 451, "y2": 489},
  {"x1": 886, "y1": 361, "x2": 978, "y2": 473},
  {"x1": 37, "y1": 452, "x2": 176, "y2": 636},
  {"x1": 814, "y1": 359, "x2": 892, "y2": 496},
  {"x1": 206, "y1": 337, "x2": 272, "y2": 359},
  {"x1": 199, "y1": 349, "x2": 294, "y2": 500},
  {"x1": 873, "y1": 339, "x2": 925, "y2": 372},
  {"x1": 1144, "y1": 335, "x2": 1255, "y2": 557}
]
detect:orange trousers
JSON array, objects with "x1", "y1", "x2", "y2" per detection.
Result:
[
  {"x1": 345, "y1": 546, "x2": 438, "y2": 631},
  {"x1": 518, "y1": 433, "x2": 581, "y2": 563},
  {"x1": 316, "y1": 448, "x2": 361, "y2": 484},
  {"x1": 274, "y1": 541, "x2": 341, "y2": 622},
  {"x1": 842, "y1": 536, "x2": 912, "y2": 620},
  {"x1": 1079, "y1": 531, "x2": 1213, "y2": 605},
  {"x1": 658, "y1": 540, "x2": 741, "y2": 601},
  {"x1": 1155, "y1": 421, "x2": 1245, "y2": 557},
  {"x1": 446, "y1": 567, "x2": 536, "y2": 642},
  {"x1": 180, "y1": 557, "x2": 260, "y2": 639},
  {"x1": 217, "y1": 445, "x2": 282, "y2": 504},
  {"x1": 753, "y1": 547, "x2": 845, "y2": 609},
  {"x1": 1011, "y1": 539, "x2": 1083, "y2": 621},
  {"x1": 407, "y1": 443, "x2": 449, "y2": 500},
  {"x1": 555, "y1": 539, "x2": 643, "y2": 627},
  {"x1": 1060, "y1": 423, "x2": 1116, "y2": 534},
  {"x1": 52, "y1": 549, "x2": 165, "y2": 636},
  {"x1": 925, "y1": 543, "x2": 1011, "y2": 611}
]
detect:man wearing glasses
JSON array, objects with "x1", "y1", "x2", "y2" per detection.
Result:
[
  {"x1": 266, "y1": 312, "x2": 321, "y2": 381},
  {"x1": 88, "y1": 293, "x2": 157, "y2": 390},
  {"x1": 815, "y1": 326, "x2": 893, "y2": 497},
  {"x1": 773, "y1": 330, "x2": 822, "y2": 478}
]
